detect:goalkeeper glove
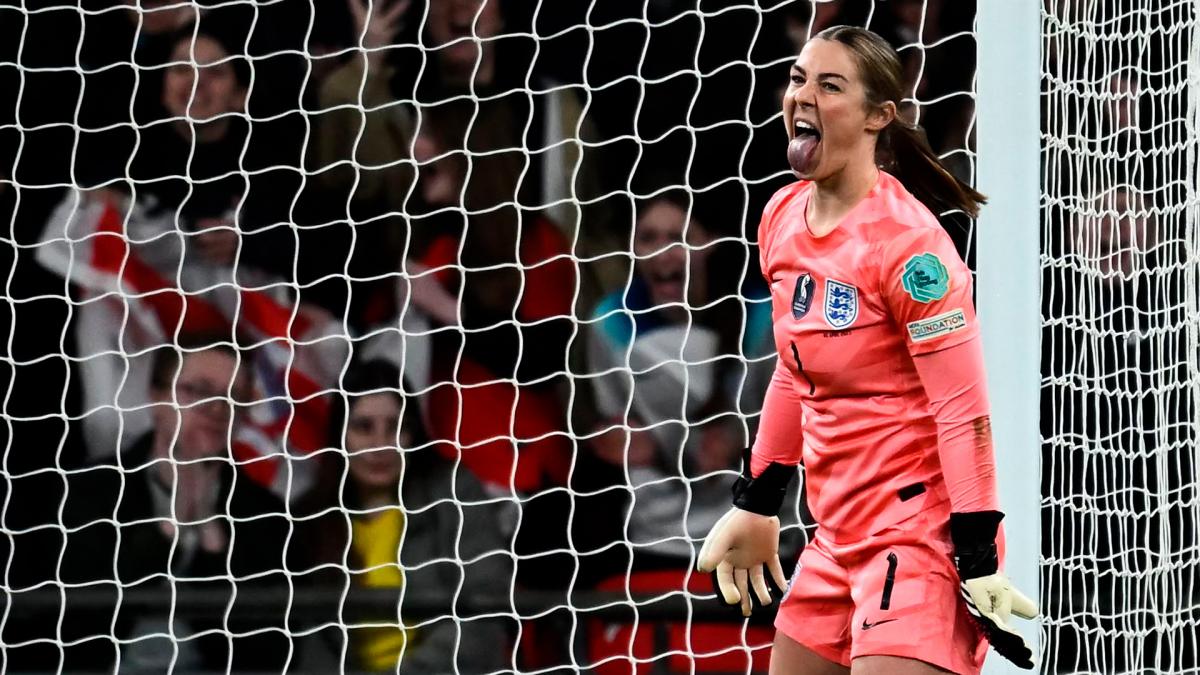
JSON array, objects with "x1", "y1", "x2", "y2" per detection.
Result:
[
  {"x1": 951, "y1": 511, "x2": 1040, "y2": 670},
  {"x1": 696, "y1": 450, "x2": 795, "y2": 617}
]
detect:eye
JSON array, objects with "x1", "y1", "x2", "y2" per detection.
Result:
[
  {"x1": 821, "y1": 82, "x2": 840, "y2": 92},
  {"x1": 790, "y1": 74, "x2": 804, "y2": 85}
]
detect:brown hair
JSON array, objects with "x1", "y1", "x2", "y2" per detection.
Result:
[
  {"x1": 815, "y1": 26, "x2": 987, "y2": 218},
  {"x1": 149, "y1": 330, "x2": 245, "y2": 394}
]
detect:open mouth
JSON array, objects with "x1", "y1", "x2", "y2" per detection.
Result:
[
  {"x1": 789, "y1": 119, "x2": 822, "y2": 174},
  {"x1": 794, "y1": 120, "x2": 821, "y2": 141},
  {"x1": 648, "y1": 269, "x2": 685, "y2": 299}
]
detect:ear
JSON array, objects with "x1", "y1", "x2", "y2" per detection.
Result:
[{"x1": 866, "y1": 100, "x2": 896, "y2": 133}]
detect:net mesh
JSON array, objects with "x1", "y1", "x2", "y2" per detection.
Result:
[
  {"x1": 2, "y1": 0, "x2": 1195, "y2": 672},
  {"x1": 1040, "y1": 1, "x2": 1200, "y2": 673}
]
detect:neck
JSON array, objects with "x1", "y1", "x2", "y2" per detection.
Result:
[
  {"x1": 174, "y1": 118, "x2": 231, "y2": 145},
  {"x1": 357, "y1": 486, "x2": 398, "y2": 512},
  {"x1": 806, "y1": 149, "x2": 879, "y2": 236},
  {"x1": 442, "y1": 49, "x2": 496, "y2": 88},
  {"x1": 811, "y1": 151, "x2": 879, "y2": 213}
]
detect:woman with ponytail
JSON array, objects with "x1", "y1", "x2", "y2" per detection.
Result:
[{"x1": 696, "y1": 26, "x2": 1037, "y2": 674}]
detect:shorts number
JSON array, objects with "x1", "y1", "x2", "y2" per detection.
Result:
[{"x1": 880, "y1": 552, "x2": 898, "y2": 610}]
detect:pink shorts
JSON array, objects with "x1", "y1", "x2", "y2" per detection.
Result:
[{"x1": 775, "y1": 507, "x2": 988, "y2": 675}]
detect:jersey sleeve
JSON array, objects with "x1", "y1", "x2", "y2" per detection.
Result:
[
  {"x1": 911, "y1": 338, "x2": 1000, "y2": 513},
  {"x1": 750, "y1": 358, "x2": 805, "y2": 476},
  {"x1": 879, "y1": 224, "x2": 979, "y2": 356}
]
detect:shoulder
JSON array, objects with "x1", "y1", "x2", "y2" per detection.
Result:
[
  {"x1": 865, "y1": 173, "x2": 958, "y2": 262},
  {"x1": 402, "y1": 449, "x2": 490, "y2": 506},
  {"x1": 760, "y1": 181, "x2": 809, "y2": 227},
  {"x1": 64, "y1": 434, "x2": 158, "y2": 527},
  {"x1": 757, "y1": 181, "x2": 809, "y2": 260},
  {"x1": 590, "y1": 287, "x2": 636, "y2": 350},
  {"x1": 227, "y1": 468, "x2": 286, "y2": 519},
  {"x1": 866, "y1": 172, "x2": 942, "y2": 238}
]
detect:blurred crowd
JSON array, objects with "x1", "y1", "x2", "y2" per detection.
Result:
[{"x1": 0, "y1": 0, "x2": 1040, "y2": 673}]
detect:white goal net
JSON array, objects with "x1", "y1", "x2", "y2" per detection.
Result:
[
  {"x1": 1040, "y1": 1, "x2": 1200, "y2": 673},
  {"x1": 0, "y1": 0, "x2": 1195, "y2": 673}
]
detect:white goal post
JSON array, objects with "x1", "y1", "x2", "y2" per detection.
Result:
[{"x1": 976, "y1": 0, "x2": 1041, "y2": 673}]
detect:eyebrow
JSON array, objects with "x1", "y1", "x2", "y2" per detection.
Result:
[{"x1": 791, "y1": 64, "x2": 848, "y2": 81}]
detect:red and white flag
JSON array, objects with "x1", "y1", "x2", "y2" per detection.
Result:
[{"x1": 37, "y1": 190, "x2": 347, "y2": 500}]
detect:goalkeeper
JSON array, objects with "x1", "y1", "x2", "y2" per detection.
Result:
[{"x1": 697, "y1": 26, "x2": 1038, "y2": 675}]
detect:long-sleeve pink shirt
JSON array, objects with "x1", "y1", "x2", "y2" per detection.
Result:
[{"x1": 753, "y1": 171, "x2": 998, "y2": 543}]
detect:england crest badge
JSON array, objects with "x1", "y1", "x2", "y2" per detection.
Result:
[
  {"x1": 824, "y1": 279, "x2": 858, "y2": 329},
  {"x1": 791, "y1": 272, "x2": 815, "y2": 319}
]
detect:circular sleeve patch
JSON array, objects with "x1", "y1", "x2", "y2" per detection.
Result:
[{"x1": 901, "y1": 252, "x2": 950, "y2": 303}]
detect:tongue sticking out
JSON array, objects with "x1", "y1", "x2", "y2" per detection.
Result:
[{"x1": 788, "y1": 135, "x2": 819, "y2": 175}]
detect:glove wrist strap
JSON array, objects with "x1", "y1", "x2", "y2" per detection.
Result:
[
  {"x1": 950, "y1": 510, "x2": 1004, "y2": 579},
  {"x1": 731, "y1": 448, "x2": 796, "y2": 516}
]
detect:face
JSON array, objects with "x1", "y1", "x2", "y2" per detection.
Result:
[
  {"x1": 783, "y1": 38, "x2": 893, "y2": 180},
  {"x1": 153, "y1": 349, "x2": 247, "y2": 461},
  {"x1": 163, "y1": 35, "x2": 245, "y2": 122},
  {"x1": 427, "y1": 0, "x2": 503, "y2": 80},
  {"x1": 345, "y1": 393, "x2": 408, "y2": 493},
  {"x1": 1106, "y1": 73, "x2": 1139, "y2": 132},
  {"x1": 1073, "y1": 189, "x2": 1152, "y2": 291},
  {"x1": 633, "y1": 200, "x2": 709, "y2": 308}
]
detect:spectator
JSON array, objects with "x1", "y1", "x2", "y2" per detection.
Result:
[
  {"x1": 314, "y1": 0, "x2": 418, "y2": 223},
  {"x1": 127, "y1": 18, "x2": 303, "y2": 280},
  {"x1": 403, "y1": 106, "x2": 584, "y2": 597},
  {"x1": 1, "y1": 335, "x2": 297, "y2": 672},
  {"x1": 315, "y1": 0, "x2": 599, "y2": 223},
  {"x1": 362, "y1": 91, "x2": 577, "y2": 501},
  {"x1": 297, "y1": 358, "x2": 514, "y2": 673},
  {"x1": 582, "y1": 191, "x2": 775, "y2": 575}
]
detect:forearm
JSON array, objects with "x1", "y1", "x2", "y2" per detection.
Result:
[
  {"x1": 316, "y1": 58, "x2": 413, "y2": 199},
  {"x1": 911, "y1": 337, "x2": 1000, "y2": 514},
  {"x1": 749, "y1": 359, "x2": 805, "y2": 477}
]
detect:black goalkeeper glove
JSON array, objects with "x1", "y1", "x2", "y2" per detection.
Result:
[{"x1": 950, "y1": 511, "x2": 1040, "y2": 670}]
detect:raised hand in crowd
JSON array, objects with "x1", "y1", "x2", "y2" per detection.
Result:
[{"x1": 347, "y1": 0, "x2": 411, "y2": 73}]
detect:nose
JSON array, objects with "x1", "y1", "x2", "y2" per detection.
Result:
[
  {"x1": 792, "y1": 79, "x2": 816, "y2": 109},
  {"x1": 366, "y1": 425, "x2": 394, "y2": 450}
]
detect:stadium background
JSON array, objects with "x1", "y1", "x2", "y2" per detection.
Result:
[{"x1": 0, "y1": 0, "x2": 1196, "y2": 673}]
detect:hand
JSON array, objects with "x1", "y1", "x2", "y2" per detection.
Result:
[
  {"x1": 402, "y1": 259, "x2": 461, "y2": 326},
  {"x1": 696, "y1": 508, "x2": 788, "y2": 617},
  {"x1": 951, "y1": 511, "x2": 1040, "y2": 669},
  {"x1": 193, "y1": 217, "x2": 238, "y2": 267},
  {"x1": 959, "y1": 573, "x2": 1039, "y2": 669},
  {"x1": 347, "y1": 0, "x2": 410, "y2": 71}
]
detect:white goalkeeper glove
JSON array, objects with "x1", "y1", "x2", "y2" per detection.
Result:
[
  {"x1": 696, "y1": 453, "x2": 796, "y2": 617},
  {"x1": 951, "y1": 511, "x2": 1040, "y2": 670}
]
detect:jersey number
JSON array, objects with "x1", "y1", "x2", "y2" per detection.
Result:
[{"x1": 790, "y1": 342, "x2": 816, "y2": 395}]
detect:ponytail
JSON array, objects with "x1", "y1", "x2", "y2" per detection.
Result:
[
  {"x1": 813, "y1": 25, "x2": 988, "y2": 219},
  {"x1": 881, "y1": 120, "x2": 987, "y2": 219}
]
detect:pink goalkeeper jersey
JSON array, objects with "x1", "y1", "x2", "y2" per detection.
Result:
[{"x1": 754, "y1": 171, "x2": 979, "y2": 543}]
